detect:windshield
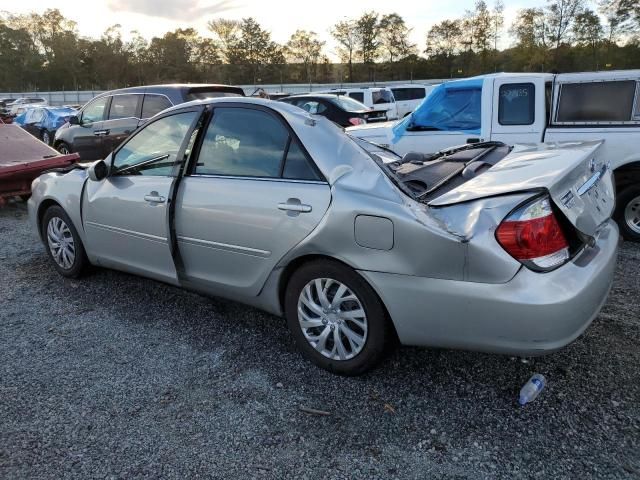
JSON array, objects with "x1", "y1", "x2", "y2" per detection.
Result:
[
  {"x1": 372, "y1": 89, "x2": 394, "y2": 104},
  {"x1": 331, "y1": 96, "x2": 368, "y2": 111}
]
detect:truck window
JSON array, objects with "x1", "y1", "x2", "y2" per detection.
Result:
[
  {"x1": 498, "y1": 83, "x2": 535, "y2": 126},
  {"x1": 556, "y1": 80, "x2": 637, "y2": 123}
]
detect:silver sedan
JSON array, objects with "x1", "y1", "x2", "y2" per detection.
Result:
[{"x1": 29, "y1": 98, "x2": 618, "y2": 375}]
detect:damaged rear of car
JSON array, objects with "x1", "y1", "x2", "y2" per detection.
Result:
[{"x1": 350, "y1": 138, "x2": 617, "y2": 356}]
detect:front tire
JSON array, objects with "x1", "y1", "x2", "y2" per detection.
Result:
[
  {"x1": 614, "y1": 185, "x2": 640, "y2": 242},
  {"x1": 56, "y1": 141, "x2": 72, "y2": 155},
  {"x1": 41, "y1": 130, "x2": 51, "y2": 145},
  {"x1": 284, "y1": 260, "x2": 392, "y2": 375},
  {"x1": 41, "y1": 205, "x2": 88, "y2": 278}
]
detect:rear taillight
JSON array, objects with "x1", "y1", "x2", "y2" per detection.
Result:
[
  {"x1": 349, "y1": 117, "x2": 366, "y2": 126},
  {"x1": 496, "y1": 196, "x2": 570, "y2": 271}
]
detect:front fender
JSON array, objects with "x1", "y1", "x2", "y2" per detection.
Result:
[{"x1": 29, "y1": 169, "x2": 88, "y2": 245}]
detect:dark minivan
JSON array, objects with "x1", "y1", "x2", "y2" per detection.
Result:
[{"x1": 54, "y1": 84, "x2": 245, "y2": 160}]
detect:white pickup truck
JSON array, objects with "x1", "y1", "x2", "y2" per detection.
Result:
[{"x1": 348, "y1": 71, "x2": 640, "y2": 241}]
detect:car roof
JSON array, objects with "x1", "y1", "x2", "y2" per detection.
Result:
[
  {"x1": 100, "y1": 84, "x2": 244, "y2": 96},
  {"x1": 284, "y1": 93, "x2": 340, "y2": 100}
]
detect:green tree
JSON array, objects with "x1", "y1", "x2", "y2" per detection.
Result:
[
  {"x1": 355, "y1": 11, "x2": 380, "y2": 79},
  {"x1": 378, "y1": 13, "x2": 416, "y2": 64},
  {"x1": 330, "y1": 19, "x2": 358, "y2": 81},
  {"x1": 574, "y1": 9, "x2": 604, "y2": 68},
  {"x1": 425, "y1": 19, "x2": 462, "y2": 77},
  {"x1": 286, "y1": 30, "x2": 325, "y2": 85}
]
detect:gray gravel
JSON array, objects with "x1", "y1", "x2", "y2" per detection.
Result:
[{"x1": 1, "y1": 199, "x2": 639, "y2": 479}]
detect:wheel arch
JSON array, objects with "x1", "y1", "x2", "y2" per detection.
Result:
[
  {"x1": 276, "y1": 253, "x2": 399, "y2": 342},
  {"x1": 614, "y1": 161, "x2": 640, "y2": 191},
  {"x1": 36, "y1": 198, "x2": 63, "y2": 240}
]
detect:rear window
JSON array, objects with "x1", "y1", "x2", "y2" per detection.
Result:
[
  {"x1": 186, "y1": 87, "x2": 245, "y2": 101},
  {"x1": 392, "y1": 88, "x2": 426, "y2": 101},
  {"x1": 498, "y1": 83, "x2": 535, "y2": 126},
  {"x1": 142, "y1": 94, "x2": 172, "y2": 118},
  {"x1": 332, "y1": 96, "x2": 367, "y2": 111},
  {"x1": 348, "y1": 92, "x2": 364, "y2": 103},
  {"x1": 372, "y1": 89, "x2": 394, "y2": 104},
  {"x1": 556, "y1": 80, "x2": 638, "y2": 123}
]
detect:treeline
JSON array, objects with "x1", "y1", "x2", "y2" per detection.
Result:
[{"x1": 0, "y1": 0, "x2": 639, "y2": 91}]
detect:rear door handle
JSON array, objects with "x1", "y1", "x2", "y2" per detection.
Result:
[
  {"x1": 94, "y1": 129, "x2": 110, "y2": 136},
  {"x1": 278, "y1": 198, "x2": 312, "y2": 214},
  {"x1": 144, "y1": 192, "x2": 165, "y2": 204}
]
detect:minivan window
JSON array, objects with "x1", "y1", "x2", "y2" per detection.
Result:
[
  {"x1": 372, "y1": 89, "x2": 394, "y2": 104},
  {"x1": 556, "y1": 80, "x2": 637, "y2": 123},
  {"x1": 142, "y1": 94, "x2": 172, "y2": 118},
  {"x1": 392, "y1": 88, "x2": 426, "y2": 101},
  {"x1": 81, "y1": 97, "x2": 108, "y2": 124},
  {"x1": 195, "y1": 108, "x2": 288, "y2": 178},
  {"x1": 348, "y1": 92, "x2": 365, "y2": 103},
  {"x1": 498, "y1": 83, "x2": 535, "y2": 126},
  {"x1": 108, "y1": 94, "x2": 139, "y2": 120}
]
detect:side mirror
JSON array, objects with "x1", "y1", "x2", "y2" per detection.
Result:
[
  {"x1": 87, "y1": 160, "x2": 108, "y2": 182},
  {"x1": 68, "y1": 115, "x2": 80, "y2": 125}
]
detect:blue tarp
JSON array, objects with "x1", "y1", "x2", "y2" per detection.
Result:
[
  {"x1": 392, "y1": 78, "x2": 484, "y2": 143},
  {"x1": 14, "y1": 107, "x2": 76, "y2": 131}
]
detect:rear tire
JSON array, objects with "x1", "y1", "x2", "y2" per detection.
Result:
[
  {"x1": 614, "y1": 185, "x2": 640, "y2": 242},
  {"x1": 41, "y1": 205, "x2": 88, "y2": 278},
  {"x1": 41, "y1": 130, "x2": 51, "y2": 146},
  {"x1": 284, "y1": 260, "x2": 393, "y2": 376}
]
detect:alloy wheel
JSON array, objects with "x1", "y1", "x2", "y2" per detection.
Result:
[
  {"x1": 624, "y1": 195, "x2": 640, "y2": 235},
  {"x1": 46, "y1": 216, "x2": 76, "y2": 269},
  {"x1": 297, "y1": 278, "x2": 368, "y2": 361}
]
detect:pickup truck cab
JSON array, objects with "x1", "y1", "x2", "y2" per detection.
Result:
[{"x1": 348, "y1": 71, "x2": 640, "y2": 241}]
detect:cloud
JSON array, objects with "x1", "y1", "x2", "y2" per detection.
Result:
[{"x1": 106, "y1": 0, "x2": 240, "y2": 21}]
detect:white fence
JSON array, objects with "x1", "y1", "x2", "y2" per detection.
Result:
[{"x1": 1, "y1": 79, "x2": 446, "y2": 106}]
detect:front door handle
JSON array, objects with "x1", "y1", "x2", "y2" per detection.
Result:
[
  {"x1": 144, "y1": 191, "x2": 166, "y2": 204},
  {"x1": 278, "y1": 198, "x2": 312, "y2": 214},
  {"x1": 94, "y1": 129, "x2": 110, "y2": 136}
]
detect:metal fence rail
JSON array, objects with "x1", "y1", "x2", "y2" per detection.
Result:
[{"x1": 1, "y1": 79, "x2": 446, "y2": 106}]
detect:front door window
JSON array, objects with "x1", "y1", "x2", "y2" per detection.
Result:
[{"x1": 112, "y1": 111, "x2": 198, "y2": 176}]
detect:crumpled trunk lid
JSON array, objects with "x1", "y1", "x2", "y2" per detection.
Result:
[{"x1": 428, "y1": 141, "x2": 615, "y2": 237}]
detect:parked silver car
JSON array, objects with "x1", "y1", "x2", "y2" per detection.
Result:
[{"x1": 29, "y1": 98, "x2": 618, "y2": 375}]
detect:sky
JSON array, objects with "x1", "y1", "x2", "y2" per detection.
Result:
[{"x1": 3, "y1": 0, "x2": 559, "y2": 56}]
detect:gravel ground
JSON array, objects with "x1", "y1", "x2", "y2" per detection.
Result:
[{"x1": 1, "y1": 199, "x2": 639, "y2": 479}]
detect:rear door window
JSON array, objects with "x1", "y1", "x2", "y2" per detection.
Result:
[
  {"x1": 556, "y1": 80, "x2": 637, "y2": 123},
  {"x1": 498, "y1": 83, "x2": 535, "y2": 126},
  {"x1": 142, "y1": 94, "x2": 172, "y2": 118},
  {"x1": 194, "y1": 107, "x2": 322, "y2": 181},
  {"x1": 109, "y1": 94, "x2": 140, "y2": 120},
  {"x1": 195, "y1": 108, "x2": 288, "y2": 178}
]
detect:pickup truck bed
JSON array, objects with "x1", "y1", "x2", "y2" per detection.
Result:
[{"x1": 0, "y1": 124, "x2": 79, "y2": 205}]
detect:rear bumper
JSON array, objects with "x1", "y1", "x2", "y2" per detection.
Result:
[{"x1": 359, "y1": 220, "x2": 619, "y2": 356}]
